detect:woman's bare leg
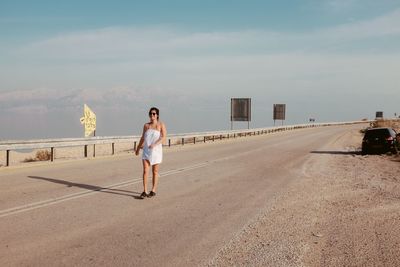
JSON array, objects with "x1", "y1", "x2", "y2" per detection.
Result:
[
  {"x1": 142, "y1": 160, "x2": 150, "y2": 193},
  {"x1": 151, "y1": 164, "x2": 159, "y2": 193}
]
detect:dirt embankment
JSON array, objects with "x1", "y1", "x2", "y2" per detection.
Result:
[
  {"x1": 209, "y1": 128, "x2": 400, "y2": 266},
  {"x1": 371, "y1": 119, "x2": 400, "y2": 132}
]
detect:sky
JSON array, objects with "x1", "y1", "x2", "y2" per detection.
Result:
[{"x1": 1, "y1": 0, "x2": 400, "y2": 140}]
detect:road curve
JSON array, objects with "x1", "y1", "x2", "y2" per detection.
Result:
[{"x1": 0, "y1": 124, "x2": 364, "y2": 266}]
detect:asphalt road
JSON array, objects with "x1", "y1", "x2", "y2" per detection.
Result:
[{"x1": 0, "y1": 125, "x2": 361, "y2": 266}]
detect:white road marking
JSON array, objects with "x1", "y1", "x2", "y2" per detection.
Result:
[
  {"x1": 0, "y1": 162, "x2": 217, "y2": 218},
  {"x1": 0, "y1": 138, "x2": 297, "y2": 218}
]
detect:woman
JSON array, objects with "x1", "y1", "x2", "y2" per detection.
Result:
[{"x1": 135, "y1": 107, "x2": 167, "y2": 199}]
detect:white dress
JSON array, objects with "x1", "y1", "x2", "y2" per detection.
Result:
[{"x1": 142, "y1": 128, "x2": 163, "y2": 165}]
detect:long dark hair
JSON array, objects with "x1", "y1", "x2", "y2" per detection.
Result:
[{"x1": 149, "y1": 107, "x2": 160, "y2": 120}]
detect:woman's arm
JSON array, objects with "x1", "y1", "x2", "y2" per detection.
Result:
[{"x1": 135, "y1": 124, "x2": 147, "y2": 155}]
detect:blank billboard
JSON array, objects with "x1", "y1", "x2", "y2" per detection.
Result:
[
  {"x1": 231, "y1": 98, "x2": 251, "y2": 122},
  {"x1": 273, "y1": 104, "x2": 286, "y2": 120}
]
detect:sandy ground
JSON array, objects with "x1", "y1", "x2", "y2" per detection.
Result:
[
  {"x1": 372, "y1": 119, "x2": 400, "y2": 132},
  {"x1": 209, "y1": 128, "x2": 400, "y2": 266}
]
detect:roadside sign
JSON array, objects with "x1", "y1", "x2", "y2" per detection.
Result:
[
  {"x1": 231, "y1": 98, "x2": 251, "y2": 121},
  {"x1": 273, "y1": 104, "x2": 286, "y2": 125},
  {"x1": 80, "y1": 104, "x2": 96, "y2": 137},
  {"x1": 231, "y1": 98, "x2": 251, "y2": 129}
]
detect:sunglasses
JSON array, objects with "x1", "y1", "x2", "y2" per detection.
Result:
[{"x1": 149, "y1": 112, "x2": 157, "y2": 116}]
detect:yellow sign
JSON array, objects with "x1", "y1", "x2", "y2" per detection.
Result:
[{"x1": 80, "y1": 104, "x2": 96, "y2": 137}]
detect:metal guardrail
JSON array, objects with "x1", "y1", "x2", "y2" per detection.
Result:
[{"x1": 0, "y1": 121, "x2": 369, "y2": 167}]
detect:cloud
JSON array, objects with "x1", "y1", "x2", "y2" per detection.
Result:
[
  {"x1": 317, "y1": 8, "x2": 400, "y2": 41},
  {"x1": 3, "y1": 8, "x2": 397, "y2": 96},
  {"x1": 6, "y1": 105, "x2": 49, "y2": 115},
  {"x1": 13, "y1": 8, "x2": 399, "y2": 63},
  {"x1": 324, "y1": 0, "x2": 360, "y2": 11},
  {"x1": 1, "y1": 8, "x2": 400, "y2": 130},
  {"x1": 0, "y1": 86, "x2": 184, "y2": 113}
]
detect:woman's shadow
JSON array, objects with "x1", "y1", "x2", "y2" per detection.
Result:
[{"x1": 28, "y1": 175, "x2": 144, "y2": 199}]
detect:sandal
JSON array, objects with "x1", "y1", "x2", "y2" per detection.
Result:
[
  {"x1": 148, "y1": 191, "x2": 156, "y2": 198},
  {"x1": 140, "y1": 192, "x2": 148, "y2": 199}
]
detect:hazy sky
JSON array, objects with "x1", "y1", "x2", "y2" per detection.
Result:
[{"x1": 1, "y1": 0, "x2": 400, "y2": 140}]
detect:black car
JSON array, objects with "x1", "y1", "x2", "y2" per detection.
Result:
[{"x1": 362, "y1": 127, "x2": 399, "y2": 155}]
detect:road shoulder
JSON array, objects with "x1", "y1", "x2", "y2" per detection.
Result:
[{"x1": 209, "y1": 128, "x2": 400, "y2": 266}]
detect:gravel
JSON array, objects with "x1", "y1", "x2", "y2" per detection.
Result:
[{"x1": 208, "y1": 129, "x2": 400, "y2": 266}]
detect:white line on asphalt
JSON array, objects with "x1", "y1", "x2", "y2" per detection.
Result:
[
  {"x1": 0, "y1": 141, "x2": 283, "y2": 218},
  {"x1": 0, "y1": 162, "x2": 216, "y2": 218}
]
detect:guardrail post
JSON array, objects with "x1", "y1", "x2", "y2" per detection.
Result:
[
  {"x1": 93, "y1": 144, "x2": 96, "y2": 158},
  {"x1": 204, "y1": 136, "x2": 206, "y2": 143},
  {"x1": 134, "y1": 141, "x2": 137, "y2": 151},
  {"x1": 112, "y1": 143, "x2": 115, "y2": 155},
  {"x1": 193, "y1": 137, "x2": 196, "y2": 144},
  {"x1": 168, "y1": 139, "x2": 171, "y2": 147},
  {"x1": 182, "y1": 138, "x2": 184, "y2": 145},
  {"x1": 51, "y1": 147, "x2": 54, "y2": 162},
  {"x1": 6, "y1": 150, "x2": 10, "y2": 167},
  {"x1": 84, "y1": 145, "x2": 88, "y2": 158}
]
